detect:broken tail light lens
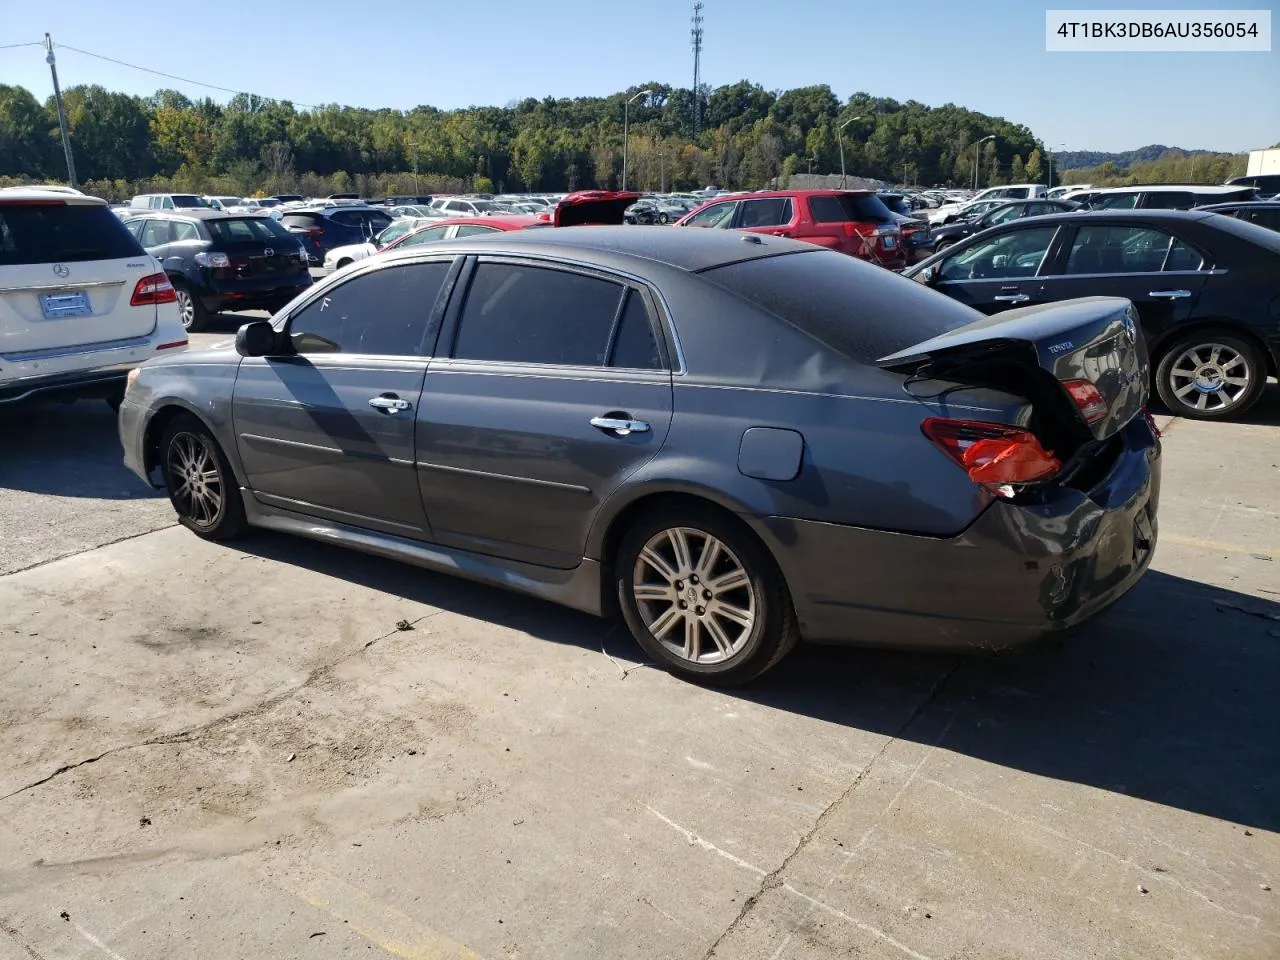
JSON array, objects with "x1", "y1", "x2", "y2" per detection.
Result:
[
  {"x1": 1061, "y1": 378, "x2": 1108, "y2": 424},
  {"x1": 922, "y1": 418, "x2": 1062, "y2": 492}
]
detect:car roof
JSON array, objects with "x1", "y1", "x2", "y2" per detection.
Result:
[
  {"x1": 0, "y1": 188, "x2": 104, "y2": 206},
  {"x1": 409, "y1": 214, "x2": 545, "y2": 230},
  {"x1": 1088, "y1": 184, "x2": 1251, "y2": 195},
  {"x1": 704, "y1": 188, "x2": 874, "y2": 200},
  {"x1": 130, "y1": 209, "x2": 248, "y2": 221},
  {"x1": 379, "y1": 224, "x2": 818, "y2": 273},
  {"x1": 1008, "y1": 209, "x2": 1219, "y2": 227},
  {"x1": 1199, "y1": 201, "x2": 1280, "y2": 210}
]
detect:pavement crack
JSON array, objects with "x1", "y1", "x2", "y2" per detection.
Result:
[
  {"x1": 0, "y1": 611, "x2": 440, "y2": 805},
  {"x1": 699, "y1": 660, "x2": 965, "y2": 959}
]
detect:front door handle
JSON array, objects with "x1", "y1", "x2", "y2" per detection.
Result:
[
  {"x1": 1148, "y1": 289, "x2": 1192, "y2": 300},
  {"x1": 368, "y1": 394, "x2": 411, "y2": 414},
  {"x1": 993, "y1": 293, "x2": 1030, "y2": 303},
  {"x1": 590, "y1": 415, "x2": 650, "y2": 436}
]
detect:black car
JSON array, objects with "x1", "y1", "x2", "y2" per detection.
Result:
[
  {"x1": 124, "y1": 211, "x2": 312, "y2": 332},
  {"x1": 903, "y1": 209, "x2": 1280, "y2": 421},
  {"x1": 279, "y1": 205, "x2": 395, "y2": 265},
  {"x1": 932, "y1": 199, "x2": 1079, "y2": 253},
  {"x1": 1226, "y1": 174, "x2": 1280, "y2": 196},
  {"x1": 1198, "y1": 201, "x2": 1280, "y2": 232},
  {"x1": 880, "y1": 194, "x2": 934, "y2": 261},
  {"x1": 378, "y1": 195, "x2": 434, "y2": 206}
]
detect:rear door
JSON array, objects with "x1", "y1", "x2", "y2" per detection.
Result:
[
  {"x1": 0, "y1": 197, "x2": 160, "y2": 352},
  {"x1": 232, "y1": 259, "x2": 455, "y2": 538},
  {"x1": 1032, "y1": 221, "x2": 1210, "y2": 343},
  {"x1": 416, "y1": 257, "x2": 674, "y2": 569},
  {"x1": 932, "y1": 223, "x2": 1066, "y2": 314}
]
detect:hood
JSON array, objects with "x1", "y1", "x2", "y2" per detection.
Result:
[{"x1": 553, "y1": 190, "x2": 642, "y2": 227}]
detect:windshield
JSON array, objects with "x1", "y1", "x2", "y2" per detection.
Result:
[{"x1": 0, "y1": 202, "x2": 143, "y2": 265}]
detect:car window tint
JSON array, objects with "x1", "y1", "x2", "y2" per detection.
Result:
[
  {"x1": 736, "y1": 198, "x2": 791, "y2": 228},
  {"x1": 1091, "y1": 193, "x2": 1139, "y2": 210},
  {"x1": 453, "y1": 263, "x2": 624, "y2": 366},
  {"x1": 609, "y1": 291, "x2": 663, "y2": 369},
  {"x1": 939, "y1": 226, "x2": 1057, "y2": 281},
  {"x1": 683, "y1": 202, "x2": 737, "y2": 228},
  {"x1": 700, "y1": 249, "x2": 978, "y2": 364},
  {"x1": 0, "y1": 203, "x2": 143, "y2": 265},
  {"x1": 1247, "y1": 208, "x2": 1280, "y2": 231},
  {"x1": 171, "y1": 221, "x2": 201, "y2": 242},
  {"x1": 455, "y1": 224, "x2": 499, "y2": 237},
  {"x1": 985, "y1": 204, "x2": 1023, "y2": 225},
  {"x1": 282, "y1": 214, "x2": 319, "y2": 229},
  {"x1": 1164, "y1": 239, "x2": 1208, "y2": 271},
  {"x1": 1065, "y1": 225, "x2": 1172, "y2": 274},
  {"x1": 125, "y1": 219, "x2": 145, "y2": 240},
  {"x1": 140, "y1": 220, "x2": 172, "y2": 247},
  {"x1": 1143, "y1": 192, "x2": 1194, "y2": 210},
  {"x1": 288, "y1": 262, "x2": 449, "y2": 356},
  {"x1": 206, "y1": 217, "x2": 290, "y2": 243},
  {"x1": 395, "y1": 225, "x2": 451, "y2": 248},
  {"x1": 809, "y1": 193, "x2": 895, "y2": 224}
]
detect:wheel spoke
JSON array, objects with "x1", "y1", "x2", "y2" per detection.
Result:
[
  {"x1": 1173, "y1": 381, "x2": 1199, "y2": 399},
  {"x1": 1219, "y1": 354, "x2": 1245, "y2": 373},
  {"x1": 712, "y1": 600, "x2": 753, "y2": 629},
  {"x1": 667, "y1": 528, "x2": 694, "y2": 574},
  {"x1": 693, "y1": 537, "x2": 722, "y2": 581},
  {"x1": 200, "y1": 467, "x2": 220, "y2": 485},
  {"x1": 648, "y1": 605, "x2": 683, "y2": 640},
  {"x1": 1214, "y1": 389, "x2": 1234, "y2": 407},
  {"x1": 1208, "y1": 345, "x2": 1221, "y2": 365},
  {"x1": 1194, "y1": 392, "x2": 1208, "y2": 411},
  {"x1": 703, "y1": 616, "x2": 734, "y2": 658},
  {"x1": 639, "y1": 545, "x2": 678, "y2": 584},
  {"x1": 682, "y1": 616, "x2": 700, "y2": 661},
  {"x1": 633, "y1": 583, "x2": 673, "y2": 603},
  {"x1": 708, "y1": 567, "x2": 749, "y2": 594}
]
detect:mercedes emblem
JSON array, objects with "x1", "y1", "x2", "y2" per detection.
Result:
[{"x1": 52, "y1": 263, "x2": 70, "y2": 278}]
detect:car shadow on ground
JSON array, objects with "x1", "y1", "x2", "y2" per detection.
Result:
[
  {"x1": 0, "y1": 400, "x2": 160, "y2": 500},
  {"x1": 236, "y1": 530, "x2": 1279, "y2": 835}
]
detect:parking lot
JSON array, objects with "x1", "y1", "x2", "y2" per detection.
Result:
[{"x1": 1, "y1": 306, "x2": 1278, "y2": 959}]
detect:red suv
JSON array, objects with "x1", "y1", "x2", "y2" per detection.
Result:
[{"x1": 674, "y1": 190, "x2": 905, "y2": 269}]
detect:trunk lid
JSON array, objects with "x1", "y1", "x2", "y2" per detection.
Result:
[
  {"x1": 553, "y1": 190, "x2": 642, "y2": 227},
  {"x1": 879, "y1": 296, "x2": 1149, "y2": 443},
  {"x1": 0, "y1": 196, "x2": 159, "y2": 352}
]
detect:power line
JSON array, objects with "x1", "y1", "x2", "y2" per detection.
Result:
[
  {"x1": 0, "y1": 41, "x2": 43, "y2": 50},
  {"x1": 52, "y1": 42, "x2": 319, "y2": 109}
]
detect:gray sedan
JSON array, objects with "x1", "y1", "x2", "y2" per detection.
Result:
[{"x1": 118, "y1": 228, "x2": 1161, "y2": 684}]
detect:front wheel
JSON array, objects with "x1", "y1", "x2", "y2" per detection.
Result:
[
  {"x1": 336, "y1": 258, "x2": 352, "y2": 270},
  {"x1": 658, "y1": 213, "x2": 669, "y2": 224},
  {"x1": 159, "y1": 414, "x2": 247, "y2": 540},
  {"x1": 1154, "y1": 332, "x2": 1266, "y2": 420},
  {"x1": 615, "y1": 505, "x2": 799, "y2": 685}
]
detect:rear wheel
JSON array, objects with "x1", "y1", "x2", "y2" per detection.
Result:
[
  {"x1": 173, "y1": 283, "x2": 210, "y2": 333},
  {"x1": 1154, "y1": 331, "x2": 1266, "y2": 420},
  {"x1": 615, "y1": 505, "x2": 799, "y2": 685},
  {"x1": 933, "y1": 239, "x2": 954, "y2": 254},
  {"x1": 658, "y1": 212, "x2": 670, "y2": 224},
  {"x1": 158, "y1": 414, "x2": 246, "y2": 540},
  {"x1": 336, "y1": 258, "x2": 352, "y2": 269}
]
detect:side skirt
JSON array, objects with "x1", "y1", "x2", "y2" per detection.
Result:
[{"x1": 240, "y1": 489, "x2": 606, "y2": 616}]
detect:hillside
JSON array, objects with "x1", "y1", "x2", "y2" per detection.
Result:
[{"x1": 1054, "y1": 144, "x2": 1217, "y2": 171}]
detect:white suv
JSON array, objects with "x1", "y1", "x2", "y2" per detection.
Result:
[{"x1": 0, "y1": 188, "x2": 187, "y2": 407}]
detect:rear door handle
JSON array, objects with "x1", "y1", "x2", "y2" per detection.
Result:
[
  {"x1": 368, "y1": 394, "x2": 411, "y2": 414},
  {"x1": 993, "y1": 293, "x2": 1029, "y2": 303},
  {"x1": 590, "y1": 416, "x2": 650, "y2": 436},
  {"x1": 1148, "y1": 289, "x2": 1192, "y2": 300}
]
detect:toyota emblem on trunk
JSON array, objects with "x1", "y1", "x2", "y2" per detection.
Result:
[
  {"x1": 263, "y1": 247, "x2": 273, "y2": 257},
  {"x1": 52, "y1": 263, "x2": 70, "y2": 278},
  {"x1": 1122, "y1": 311, "x2": 1138, "y2": 344}
]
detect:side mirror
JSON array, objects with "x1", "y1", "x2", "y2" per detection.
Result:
[
  {"x1": 235, "y1": 320, "x2": 278, "y2": 357},
  {"x1": 918, "y1": 265, "x2": 940, "y2": 286}
]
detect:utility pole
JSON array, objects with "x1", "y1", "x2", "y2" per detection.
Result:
[
  {"x1": 44, "y1": 34, "x2": 78, "y2": 188},
  {"x1": 408, "y1": 141, "x2": 420, "y2": 194},
  {"x1": 973, "y1": 135, "x2": 995, "y2": 191},
  {"x1": 622, "y1": 89, "x2": 651, "y2": 192},
  {"x1": 838, "y1": 116, "x2": 860, "y2": 189},
  {"x1": 691, "y1": 2, "x2": 704, "y2": 138},
  {"x1": 659, "y1": 151, "x2": 666, "y2": 193}
]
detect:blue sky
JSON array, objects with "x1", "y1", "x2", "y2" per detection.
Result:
[{"x1": 2, "y1": 0, "x2": 1275, "y2": 152}]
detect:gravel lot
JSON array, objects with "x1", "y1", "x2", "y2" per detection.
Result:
[{"x1": 1, "y1": 320, "x2": 1277, "y2": 959}]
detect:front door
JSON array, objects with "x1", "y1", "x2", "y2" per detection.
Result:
[
  {"x1": 416, "y1": 258, "x2": 674, "y2": 569},
  {"x1": 232, "y1": 259, "x2": 454, "y2": 538},
  {"x1": 932, "y1": 223, "x2": 1065, "y2": 314}
]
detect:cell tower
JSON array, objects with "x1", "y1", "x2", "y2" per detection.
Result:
[{"x1": 691, "y1": 1, "x2": 704, "y2": 137}]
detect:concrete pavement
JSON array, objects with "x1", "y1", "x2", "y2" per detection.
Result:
[{"x1": 0, "y1": 382, "x2": 1277, "y2": 959}]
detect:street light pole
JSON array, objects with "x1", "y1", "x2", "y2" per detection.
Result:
[
  {"x1": 838, "y1": 116, "x2": 860, "y2": 189},
  {"x1": 807, "y1": 154, "x2": 818, "y2": 177},
  {"x1": 659, "y1": 152, "x2": 666, "y2": 193},
  {"x1": 973, "y1": 135, "x2": 995, "y2": 191},
  {"x1": 44, "y1": 34, "x2": 78, "y2": 188},
  {"x1": 622, "y1": 89, "x2": 652, "y2": 192},
  {"x1": 408, "y1": 140, "x2": 419, "y2": 194}
]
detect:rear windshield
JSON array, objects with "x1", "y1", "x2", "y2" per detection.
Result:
[
  {"x1": 282, "y1": 213, "x2": 321, "y2": 229},
  {"x1": 699, "y1": 250, "x2": 979, "y2": 363},
  {"x1": 878, "y1": 195, "x2": 911, "y2": 216},
  {"x1": 808, "y1": 193, "x2": 894, "y2": 225},
  {"x1": 172, "y1": 195, "x2": 211, "y2": 208},
  {"x1": 206, "y1": 217, "x2": 295, "y2": 243},
  {"x1": 0, "y1": 202, "x2": 143, "y2": 266}
]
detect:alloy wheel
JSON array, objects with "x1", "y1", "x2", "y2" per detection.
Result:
[
  {"x1": 175, "y1": 289, "x2": 196, "y2": 330},
  {"x1": 166, "y1": 431, "x2": 224, "y2": 528},
  {"x1": 631, "y1": 526, "x2": 757, "y2": 664},
  {"x1": 1167, "y1": 342, "x2": 1251, "y2": 414}
]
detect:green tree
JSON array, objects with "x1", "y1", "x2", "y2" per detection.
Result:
[
  {"x1": 1010, "y1": 153, "x2": 1026, "y2": 183},
  {"x1": 1024, "y1": 148, "x2": 1044, "y2": 184}
]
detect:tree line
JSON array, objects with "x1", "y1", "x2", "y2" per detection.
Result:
[
  {"x1": 3, "y1": 79, "x2": 1049, "y2": 200},
  {"x1": 1060, "y1": 148, "x2": 1247, "y2": 187}
]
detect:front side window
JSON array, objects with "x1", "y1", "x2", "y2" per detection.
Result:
[
  {"x1": 393, "y1": 225, "x2": 451, "y2": 248},
  {"x1": 983, "y1": 204, "x2": 1024, "y2": 226},
  {"x1": 287, "y1": 261, "x2": 450, "y2": 356},
  {"x1": 1064, "y1": 225, "x2": 1173, "y2": 274},
  {"x1": 939, "y1": 226, "x2": 1058, "y2": 281},
  {"x1": 452, "y1": 263, "x2": 625, "y2": 366},
  {"x1": 682, "y1": 202, "x2": 737, "y2": 228},
  {"x1": 736, "y1": 198, "x2": 792, "y2": 228}
]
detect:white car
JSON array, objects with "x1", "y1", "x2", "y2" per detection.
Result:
[
  {"x1": 320, "y1": 217, "x2": 438, "y2": 273},
  {"x1": 0, "y1": 188, "x2": 187, "y2": 408},
  {"x1": 928, "y1": 197, "x2": 1008, "y2": 225}
]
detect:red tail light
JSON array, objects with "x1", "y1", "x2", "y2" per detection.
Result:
[
  {"x1": 1143, "y1": 407, "x2": 1162, "y2": 438},
  {"x1": 130, "y1": 272, "x2": 176, "y2": 306},
  {"x1": 922, "y1": 418, "x2": 1062, "y2": 491},
  {"x1": 1061, "y1": 378, "x2": 1108, "y2": 423}
]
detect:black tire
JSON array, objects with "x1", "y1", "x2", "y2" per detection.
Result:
[
  {"x1": 658, "y1": 213, "x2": 669, "y2": 224},
  {"x1": 1154, "y1": 330, "x2": 1267, "y2": 421},
  {"x1": 615, "y1": 504, "x2": 799, "y2": 686},
  {"x1": 336, "y1": 258, "x2": 352, "y2": 270},
  {"x1": 158, "y1": 414, "x2": 247, "y2": 540},
  {"x1": 933, "y1": 239, "x2": 954, "y2": 254},
  {"x1": 173, "y1": 283, "x2": 210, "y2": 333}
]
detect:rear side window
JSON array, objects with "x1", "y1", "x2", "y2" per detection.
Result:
[
  {"x1": 736, "y1": 198, "x2": 792, "y2": 228},
  {"x1": 700, "y1": 250, "x2": 979, "y2": 363},
  {"x1": 608, "y1": 291, "x2": 663, "y2": 369},
  {"x1": 1245, "y1": 208, "x2": 1280, "y2": 231},
  {"x1": 207, "y1": 217, "x2": 292, "y2": 243},
  {"x1": 1142, "y1": 192, "x2": 1194, "y2": 210},
  {"x1": 1065, "y1": 225, "x2": 1172, "y2": 274},
  {"x1": 0, "y1": 203, "x2": 143, "y2": 265},
  {"x1": 1091, "y1": 193, "x2": 1139, "y2": 210},
  {"x1": 282, "y1": 214, "x2": 321, "y2": 230},
  {"x1": 288, "y1": 261, "x2": 450, "y2": 356},
  {"x1": 452, "y1": 263, "x2": 625, "y2": 366},
  {"x1": 172, "y1": 221, "x2": 201, "y2": 242},
  {"x1": 807, "y1": 193, "x2": 894, "y2": 225}
]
